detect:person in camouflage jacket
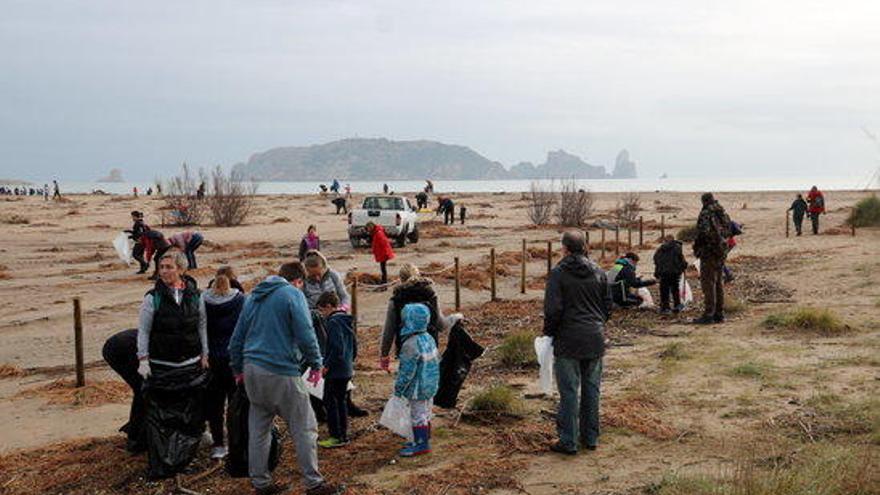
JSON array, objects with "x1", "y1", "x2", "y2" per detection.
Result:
[{"x1": 692, "y1": 193, "x2": 731, "y2": 324}]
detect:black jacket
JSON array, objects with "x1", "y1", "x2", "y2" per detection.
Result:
[
  {"x1": 653, "y1": 240, "x2": 688, "y2": 277},
  {"x1": 543, "y1": 254, "x2": 612, "y2": 360},
  {"x1": 147, "y1": 277, "x2": 201, "y2": 363},
  {"x1": 789, "y1": 198, "x2": 808, "y2": 219}
]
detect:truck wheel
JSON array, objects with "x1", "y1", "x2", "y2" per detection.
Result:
[
  {"x1": 395, "y1": 228, "x2": 408, "y2": 248},
  {"x1": 408, "y1": 224, "x2": 419, "y2": 243}
]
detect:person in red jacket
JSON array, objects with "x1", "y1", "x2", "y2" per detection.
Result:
[
  {"x1": 366, "y1": 222, "x2": 395, "y2": 285},
  {"x1": 806, "y1": 186, "x2": 825, "y2": 235}
]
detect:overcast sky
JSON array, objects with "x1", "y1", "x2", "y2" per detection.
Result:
[{"x1": 1, "y1": 0, "x2": 879, "y2": 182}]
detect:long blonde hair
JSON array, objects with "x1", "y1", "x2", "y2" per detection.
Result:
[{"x1": 212, "y1": 266, "x2": 236, "y2": 295}]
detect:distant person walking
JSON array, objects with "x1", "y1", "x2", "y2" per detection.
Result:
[
  {"x1": 332, "y1": 197, "x2": 348, "y2": 215},
  {"x1": 788, "y1": 194, "x2": 808, "y2": 236},
  {"x1": 366, "y1": 222, "x2": 395, "y2": 285},
  {"x1": 806, "y1": 186, "x2": 825, "y2": 235},
  {"x1": 43, "y1": 184, "x2": 49, "y2": 201},
  {"x1": 227, "y1": 262, "x2": 344, "y2": 495},
  {"x1": 692, "y1": 193, "x2": 731, "y2": 324},
  {"x1": 52, "y1": 180, "x2": 61, "y2": 199},
  {"x1": 438, "y1": 197, "x2": 455, "y2": 225},
  {"x1": 543, "y1": 231, "x2": 611, "y2": 455}
]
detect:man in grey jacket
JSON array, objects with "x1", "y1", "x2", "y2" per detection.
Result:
[{"x1": 543, "y1": 231, "x2": 612, "y2": 455}]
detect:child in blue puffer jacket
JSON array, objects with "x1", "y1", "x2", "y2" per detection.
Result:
[{"x1": 394, "y1": 303, "x2": 440, "y2": 457}]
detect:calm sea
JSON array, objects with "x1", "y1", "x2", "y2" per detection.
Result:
[{"x1": 30, "y1": 176, "x2": 874, "y2": 195}]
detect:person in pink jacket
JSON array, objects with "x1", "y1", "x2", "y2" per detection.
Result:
[{"x1": 169, "y1": 231, "x2": 204, "y2": 269}]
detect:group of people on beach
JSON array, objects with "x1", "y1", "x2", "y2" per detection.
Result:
[
  {"x1": 104, "y1": 210, "x2": 465, "y2": 494},
  {"x1": 0, "y1": 180, "x2": 60, "y2": 200},
  {"x1": 95, "y1": 182, "x2": 840, "y2": 492}
]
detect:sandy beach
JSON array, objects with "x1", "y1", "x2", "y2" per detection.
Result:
[{"x1": 0, "y1": 189, "x2": 877, "y2": 494}]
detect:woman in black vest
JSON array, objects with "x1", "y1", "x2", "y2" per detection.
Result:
[
  {"x1": 136, "y1": 250, "x2": 209, "y2": 479},
  {"x1": 379, "y1": 263, "x2": 462, "y2": 372}
]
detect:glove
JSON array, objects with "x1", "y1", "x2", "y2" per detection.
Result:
[
  {"x1": 306, "y1": 368, "x2": 321, "y2": 386},
  {"x1": 137, "y1": 359, "x2": 151, "y2": 379},
  {"x1": 379, "y1": 356, "x2": 391, "y2": 373},
  {"x1": 447, "y1": 313, "x2": 464, "y2": 327},
  {"x1": 234, "y1": 373, "x2": 244, "y2": 384}
]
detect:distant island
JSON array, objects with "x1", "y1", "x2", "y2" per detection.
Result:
[
  {"x1": 232, "y1": 138, "x2": 637, "y2": 181},
  {"x1": 97, "y1": 168, "x2": 125, "y2": 183}
]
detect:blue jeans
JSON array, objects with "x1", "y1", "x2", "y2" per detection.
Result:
[
  {"x1": 185, "y1": 233, "x2": 203, "y2": 269},
  {"x1": 554, "y1": 356, "x2": 602, "y2": 450}
]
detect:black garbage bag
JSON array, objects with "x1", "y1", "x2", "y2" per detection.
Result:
[
  {"x1": 144, "y1": 362, "x2": 210, "y2": 480},
  {"x1": 226, "y1": 382, "x2": 282, "y2": 478},
  {"x1": 435, "y1": 322, "x2": 484, "y2": 409}
]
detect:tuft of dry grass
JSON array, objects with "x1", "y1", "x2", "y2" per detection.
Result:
[
  {"x1": 0, "y1": 213, "x2": 30, "y2": 224},
  {"x1": 496, "y1": 331, "x2": 538, "y2": 368},
  {"x1": 0, "y1": 363, "x2": 25, "y2": 378},
  {"x1": 651, "y1": 444, "x2": 880, "y2": 495},
  {"x1": 15, "y1": 378, "x2": 130, "y2": 407},
  {"x1": 604, "y1": 392, "x2": 679, "y2": 441},
  {"x1": 763, "y1": 308, "x2": 849, "y2": 335},
  {"x1": 468, "y1": 384, "x2": 524, "y2": 414}
]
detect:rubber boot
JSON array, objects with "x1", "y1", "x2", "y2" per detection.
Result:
[{"x1": 399, "y1": 425, "x2": 431, "y2": 457}]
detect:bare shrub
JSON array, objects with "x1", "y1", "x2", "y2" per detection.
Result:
[
  {"x1": 164, "y1": 163, "x2": 205, "y2": 225},
  {"x1": 556, "y1": 179, "x2": 593, "y2": 227},
  {"x1": 526, "y1": 181, "x2": 555, "y2": 225},
  {"x1": 614, "y1": 192, "x2": 642, "y2": 227},
  {"x1": 207, "y1": 166, "x2": 257, "y2": 227}
]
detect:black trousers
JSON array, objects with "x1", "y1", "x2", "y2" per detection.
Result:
[
  {"x1": 444, "y1": 208, "x2": 454, "y2": 225},
  {"x1": 380, "y1": 261, "x2": 388, "y2": 284},
  {"x1": 793, "y1": 214, "x2": 804, "y2": 235},
  {"x1": 102, "y1": 329, "x2": 146, "y2": 452},
  {"x1": 132, "y1": 242, "x2": 148, "y2": 271},
  {"x1": 459, "y1": 207, "x2": 467, "y2": 225},
  {"x1": 324, "y1": 378, "x2": 350, "y2": 441},
  {"x1": 205, "y1": 356, "x2": 234, "y2": 446},
  {"x1": 810, "y1": 212, "x2": 820, "y2": 234},
  {"x1": 658, "y1": 274, "x2": 681, "y2": 310}
]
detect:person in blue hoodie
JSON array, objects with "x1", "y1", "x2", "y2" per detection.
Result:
[
  {"x1": 227, "y1": 262, "x2": 344, "y2": 495},
  {"x1": 203, "y1": 269, "x2": 245, "y2": 460},
  {"x1": 314, "y1": 292, "x2": 357, "y2": 449},
  {"x1": 394, "y1": 303, "x2": 440, "y2": 457}
]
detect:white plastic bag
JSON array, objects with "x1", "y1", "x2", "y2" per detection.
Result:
[
  {"x1": 302, "y1": 368, "x2": 356, "y2": 400},
  {"x1": 534, "y1": 336, "x2": 555, "y2": 395},
  {"x1": 379, "y1": 396, "x2": 413, "y2": 441},
  {"x1": 679, "y1": 278, "x2": 694, "y2": 306},
  {"x1": 638, "y1": 287, "x2": 654, "y2": 308},
  {"x1": 113, "y1": 233, "x2": 132, "y2": 265},
  {"x1": 692, "y1": 259, "x2": 701, "y2": 277}
]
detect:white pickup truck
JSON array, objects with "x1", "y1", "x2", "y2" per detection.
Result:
[{"x1": 348, "y1": 195, "x2": 420, "y2": 248}]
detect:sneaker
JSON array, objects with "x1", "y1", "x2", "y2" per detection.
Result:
[
  {"x1": 673, "y1": 304, "x2": 685, "y2": 313},
  {"x1": 659, "y1": 307, "x2": 671, "y2": 315},
  {"x1": 210, "y1": 445, "x2": 227, "y2": 459},
  {"x1": 305, "y1": 482, "x2": 346, "y2": 495},
  {"x1": 692, "y1": 315, "x2": 715, "y2": 325},
  {"x1": 318, "y1": 437, "x2": 350, "y2": 449},
  {"x1": 549, "y1": 442, "x2": 577, "y2": 455},
  {"x1": 254, "y1": 482, "x2": 290, "y2": 495}
]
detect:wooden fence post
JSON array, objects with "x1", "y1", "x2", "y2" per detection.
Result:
[
  {"x1": 661, "y1": 215, "x2": 666, "y2": 239},
  {"x1": 601, "y1": 228, "x2": 606, "y2": 260},
  {"x1": 454, "y1": 257, "x2": 461, "y2": 311},
  {"x1": 520, "y1": 239, "x2": 526, "y2": 294},
  {"x1": 615, "y1": 227, "x2": 620, "y2": 256},
  {"x1": 851, "y1": 207, "x2": 856, "y2": 237},
  {"x1": 73, "y1": 298, "x2": 85, "y2": 388},
  {"x1": 546, "y1": 240, "x2": 552, "y2": 276},
  {"x1": 490, "y1": 247, "x2": 497, "y2": 301},
  {"x1": 627, "y1": 226, "x2": 633, "y2": 250},
  {"x1": 785, "y1": 210, "x2": 790, "y2": 238},
  {"x1": 351, "y1": 277, "x2": 358, "y2": 330},
  {"x1": 639, "y1": 216, "x2": 644, "y2": 247}
]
